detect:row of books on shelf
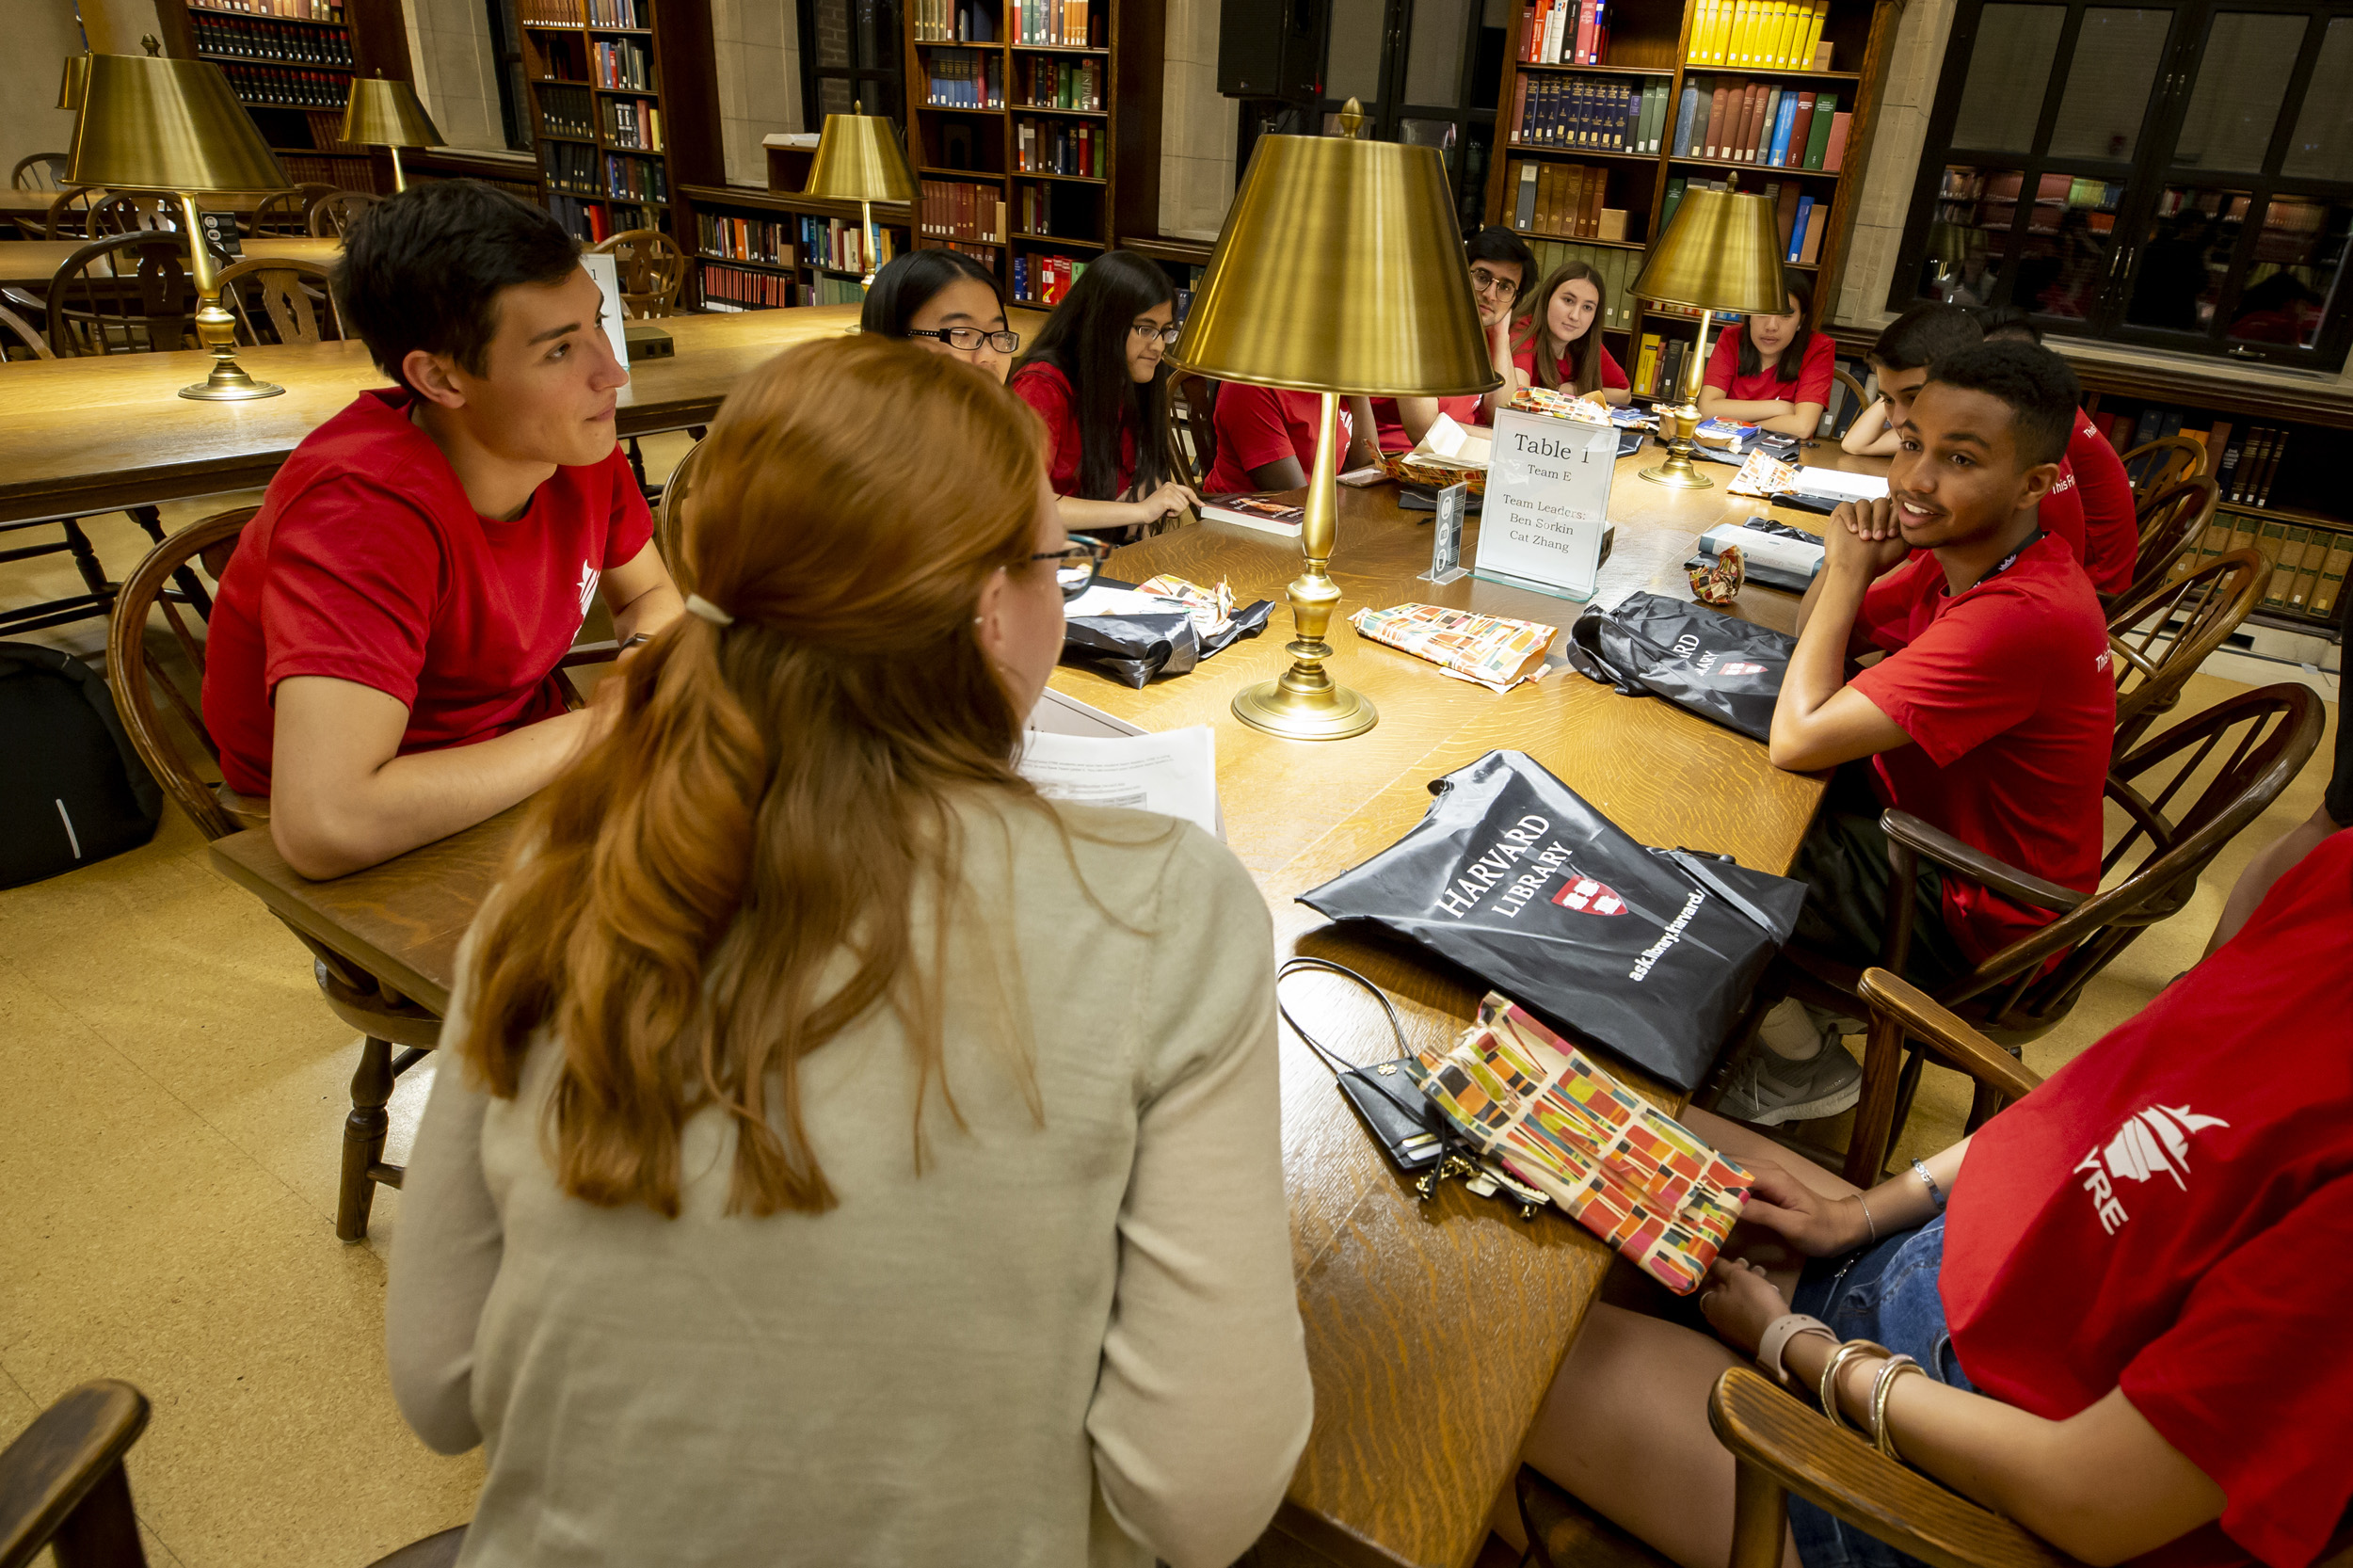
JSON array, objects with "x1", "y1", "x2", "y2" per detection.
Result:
[
  {"x1": 604, "y1": 96, "x2": 663, "y2": 149},
  {"x1": 603, "y1": 152, "x2": 667, "y2": 202},
  {"x1": 546, "y1": 194, "x2": 653, "y2": 243},
  {"x1": 191, "y1": 16, "x2": 351, "y2": 65},
  {"x1": 519, "y1": 0, "x2": 574, "y2": 21},
  {"x1": 1012, "y1": 0, "x2": 1102, "y2": 48},
  {"x1": 1516, "y1": 0, "x2": 1611, "y2": 65},
  {"x1": 538, "y1": 84, "x2": 593, "y2": 137},
  {"x1": 912, "y1": 0, "x2": 997, "y2": 40},
  {"x1": 1520, "y1": 240, "x2": 1644, "y2": 333},
  {"x1": 220, "y1": 64, "x2": 348, "y2": 108},
  {"x1": 696, "y1": 212, "x2": 792, "y2": 266},
  {"x1": 191, "y1": 0, "x2": 341, "y2": 17},
  {"x1": 922, "y1": 181, "x2": 1009, "y2": 243},
  {"x1": 1511, "y1": 77, "x2": 1667, "y2": 153},
  {"x1": 702, "y1": 264, "x2": 805, "y2": 310},
  {"x1": 591, "y1": 39, "x2": 653, "y2": 90},
  {"x1": 808, "y1": 218, "x2": 894, "y2": 274},
  {"x1": 276, "y1": 152, "x2": 368, "y2": 185},
  {"x1": 1685, "y1": 0, "x2": 1833, "y2": 68},
  {"x1": 1013, "y1": 253, "x2": 1087, "y2": 306},
  {"x1": 585, "y1": 0, "x2": 648, "y2": 24},
  {"x1": 1506, "y1": 162, "x2": 1628, "y2": 241},
  {"x1": 2217, "y1": 424, "x2": 2294, "y2": 507},
  {"x1": 924, "y1": 48, "x2": 1001, "y2": 107},
  {"x1": 2085, "y1": 408, "x2": 2293, "y2": 507},
  {"x1": 1023, "y1": 56, "x2": 1102, "y2": 109},
  {"x1": 1674, "y1": 79, "x2": 1847, "y2": 168},
  {"x1": 1631, "y1": 333, "x2": 1699, "y2": 400},
  {"x1": 1764, "y1": 180, "x2": 1828, "y2": 264},
  {"x1": 1015, "y1": 120, "x2": 1100, "y2": 176},
  {"x1": 2187, "y1": 515, "x2": 2347, "y2": 617}
]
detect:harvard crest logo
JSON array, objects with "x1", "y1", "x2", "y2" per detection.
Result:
[
  {"x1": 1552, "y1": 876, "x2": 1625, "y2": 915},
  {"x1": 1719, "y1": 662, "x2": 1767, "y2": 678}
]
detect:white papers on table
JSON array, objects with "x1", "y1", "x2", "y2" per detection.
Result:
[
  {"x1": 1029, "y1": 687, "x2": 1145, "y2": 738},
  {"x1": 1406, "y1": 414, "x2": 1492, "y2": 471},
  {"x1": 1793, "y1": 466, "x2": 1890, "y2": 502},
  {"x1": 1016, "y1": 725, "x2": 1223, "y2": 840},
  {"x1": 1064, "y1": 584, "x2": 1206, "y2": 619},
  {"x1": 1699, "y1": 520, "x2": 1826, "y2": 581}
]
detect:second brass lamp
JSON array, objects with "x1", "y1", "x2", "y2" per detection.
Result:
[
  {"x1": 1169, "y1": 101, "x2": 1497, "y2": 742},
  {"x1": 803, "y1": 101, "x2": 917, "y2": 287},
  {"x1": 1629, "y1": 184, "x2": 1788, "y2": 488},
  {"x1": 341, "y1": 73, "x2": 443, "y2": 192}
]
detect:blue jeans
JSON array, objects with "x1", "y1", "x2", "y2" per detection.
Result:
[{"x1": 1784, "y1": 1214, "x2": 1972, "y2": 1568}]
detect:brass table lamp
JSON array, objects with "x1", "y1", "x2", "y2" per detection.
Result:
[
  {"x1": 69, "y1": 44, "x2": 291, "y2": 401},
  {"x1": 1629, "y1": 184, "x2": 1788, "y2": 488},
  {"x1": 1169, "y1": 100, "x2": 1496, "y2": 742},
  {"x1": 803, "y1": 101, "x2": 917, "y2": 287},
  {"x1": 341, "y1": 73, "x2": 443, "y2": 192}
]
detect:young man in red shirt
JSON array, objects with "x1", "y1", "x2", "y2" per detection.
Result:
[
  {"x1": 1359, "y1": 226, "x2": 1533, "y2": 454},
  {"x1": 201, "y1": 180, "x2": 681, "y2": 879},
  {"x1": 1719, "y1": 341, "x2": 2115, "y2": 1123}
]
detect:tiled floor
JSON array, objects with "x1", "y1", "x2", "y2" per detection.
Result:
[{"x1": 0, "y1": 470, "x2": 2338, "y2": 1565}]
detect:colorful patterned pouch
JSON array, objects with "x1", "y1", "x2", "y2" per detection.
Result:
[{"x1": 1412, "y1": 993, "x2": 1752, "y2": 1293}]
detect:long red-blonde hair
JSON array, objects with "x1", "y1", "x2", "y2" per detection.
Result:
[{"x1": 461, "y1": 333, "x2": 1051, "y2": 1217}]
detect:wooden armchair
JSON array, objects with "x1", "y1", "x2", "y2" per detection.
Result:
[
  {"x1": 653, "y1": 434, "x2": 709, "y2": 595},
  {"x1": 248, "y1": 183, "x2": 338, "y2": 236},
  {"x1": 1162, "y1": 366, "x2": 1216, "y2": 497},
  {"x1": 2106, "y1": 548, "x2": 2269, "y2": 754},
  {"x1": 215, "y1": 255, "x2": 346, "y2": 345},
  {"x1": 587, "y1": 227, "x2": 686, "y2": 316},
  {"x1": 1775, "y1": 684, "x2": 2323, "y2": 1184},
  {"x1": 307, "y1": 189, "x2": 380, "y2": 238},
  {"x1": 2111, "y1": 475, "x2": 2218, "y2": 608},
  {"x1": 2120, "y1": 434, "x2": 2206, "y2": 502},
  {"x1": 40, "y1": 184, "x2": 105, "y2": 240},
  {"x1": 44, "y1": 232, "x2": 199, "y2": 358},
  {"x1": 86, "y1": 191, "x2": 179, "y2": 235},
  {"x1": 9, "y1": 151, "x2": 69, "y2": 192},
  {"x1": 1827, "y1": 366, "x2": 1872, "y2": 441}
]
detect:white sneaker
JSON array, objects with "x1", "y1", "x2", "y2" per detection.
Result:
[{"x1": 1715, "y1": 1037, "x2": 1863, "y2": 1126}]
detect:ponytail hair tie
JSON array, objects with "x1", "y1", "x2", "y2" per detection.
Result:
[{"x1": 683, "y1": 594, "x2": 736, "y2": 627}]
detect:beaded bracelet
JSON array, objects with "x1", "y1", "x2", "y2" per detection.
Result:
[
  {"x1": 1871, "y1": 1355, "x2": 1926, "y2": 1462},
  {"x1": 1817, "y1": 1339, "x2": 1891, "y2": 1437}
]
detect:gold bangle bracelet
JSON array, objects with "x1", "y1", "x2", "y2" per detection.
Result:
[
  {"x1": 1870, "y1": 1355, "x2": 1924, "y2": 1462},
  {"x1": 1817, "y1": 1339, "x2": 1890, "y2": 1436}
]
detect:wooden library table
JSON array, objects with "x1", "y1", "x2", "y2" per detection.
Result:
[
  {"x1": 211, "y1": 449, "x2": 1873, "y2": 1568},
  {"x1": 0, "y1": 235, "x2": 340, "y2": 290},
  {"x1": 0, "y1": 304, "x2": 1045, "y2": 527}
]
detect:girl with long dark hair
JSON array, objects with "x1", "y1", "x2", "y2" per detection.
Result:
[
  {"x1": 860, "y1": 249, "x2": 1019, "y2": 384},
  {"x1": 1010, "y1": 248, "x2": 1199, "y2": 533},
  {"x1": 1512, "y1": 260, "x2": 1630, "y2": 406},
  {"x1": 1696, "y1": 272, "x2": 1834, "y2": 437}
]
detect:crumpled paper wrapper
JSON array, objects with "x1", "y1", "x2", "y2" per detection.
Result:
[{"x1": 1689, "y1": 543, "x2": 1745, "y2": 605}]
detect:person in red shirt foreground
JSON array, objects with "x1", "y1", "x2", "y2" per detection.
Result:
[
  {"x1": 1697, "y1": 273, "x2": 1836, "y2": 437},
  {"x1": 1008, "y1": 249, "x2": 1199, "y2": 537},
  {"x1": 1510, "y1": 259, "x2": 1632, "y2": 406},
  {"x1": 1978, "y1": 308, "x2": 2139, "y2": 596},
  {"x1": 201, "y1": 180, "x2": 681, "y2": 880},
  {"x1": 1513, "y1": 824, "x2": 2353, "y2": 1568},
  {"x1": 1719, "y1": 342, "x2": 2114, "y2": 1125}
]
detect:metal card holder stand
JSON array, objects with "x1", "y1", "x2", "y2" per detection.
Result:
[{"x1": 1417, "y1": 482, "x2": 1471, "y2": 584}]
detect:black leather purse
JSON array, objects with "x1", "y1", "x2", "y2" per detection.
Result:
[{"x1": 1275, "y1": 958, "x2": 1449, "y2": 1174}]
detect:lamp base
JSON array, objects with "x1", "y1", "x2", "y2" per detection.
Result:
[
  {"x1": 1638, "y1": 442, "x2": 1714, "y2": 488},
  {"x1": 1231, "y1": 671, "x2": 1378, "y2": 741},
  {"x1": 180, "y1": 371, "x2": 286, "y2": 401}
]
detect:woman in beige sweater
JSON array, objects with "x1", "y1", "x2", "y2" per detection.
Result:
[{"x1": 385, "y1": 334, "x2": 1312, "y2": 1568}]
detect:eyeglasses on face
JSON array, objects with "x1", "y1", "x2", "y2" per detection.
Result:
[
  {"x1": 1469, "y1": 267, "x2": 1520, "y2": 299},
  {"x1": 1031, "y1": 535, "x2": 1114, "y2": 600},
  {"x1": 1127, "y1": 322, "x2": 1182, "y2": 345},
  {"x1": 907, "y1": 326, "x2": 1022, "y2": 353}
]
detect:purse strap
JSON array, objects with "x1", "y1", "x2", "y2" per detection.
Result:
[{"x1": 1275, "y1": 956, "x2": 1410, "y2": 1079}]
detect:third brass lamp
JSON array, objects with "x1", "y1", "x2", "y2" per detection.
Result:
[
  {"x1": 1629, "y1": 185, "x2": 1788, "y2": 488},
  {"x1": 341, "y1": 73, "x2": 443, "y2": 192},
  {"x1": 1169, "y1": 100, "x2": 1496, "y2": 742},
  {"x1": 803, "y1": 101, "x2": 916, "y2": 286}
]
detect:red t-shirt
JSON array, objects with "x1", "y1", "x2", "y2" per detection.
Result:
[
  {"x1": 2071, "y1": 408, "x2": 2140, "y2": 596},
  {"x1": 1010, "y1": 360, "x2": 1138, "y2": 499},
  {"x1": 200, "y1": 389, "x2": 654, "y2": 797},
  {"x1": 1203, "y1": 383, "x2": 1353, "y2": 494},
  {"x1": 1510, "y1": 337, "x2": 1629, "y2": 394},
  {"x1": 1941, "y1": 828, "x2": 2353, "y2": 1568},
  {"x1": 1366, "y1": 394, "x2": 1489, "y2": 455},
  {"x1": 1849, "y1": 536, "x2": 2114, "y2": 962},
  {"x1": 1701, "y1": 327, "x2": 1836, "y2": 408},
  {"x1": 2038, "y1": 452, "x2": 2088, "y2": 565}
]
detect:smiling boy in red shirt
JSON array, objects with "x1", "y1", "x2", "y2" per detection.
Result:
[
  {"x1": 1719, "y1": 341, "x2": 2115, "y2": 1124},
  {"x1": 202, "y1": 181, "x2": 681, "y2": 879}
]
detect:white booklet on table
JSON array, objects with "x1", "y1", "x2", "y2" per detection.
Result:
[
  {"x1": 1793, "y1": 466, "x2": 1890, "y2": 502},
  {"x1": 1021, "y1": 689, "x2": 1224, "y2": 840}
]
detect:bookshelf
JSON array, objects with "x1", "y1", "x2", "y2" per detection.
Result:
[
  {"x1": 679, "y1": 181, "x2": 914, "y2": 310},
  {"x1": 902, "y1": 0, "x2": 1163, "y2": 308},
  {"x1": 154, "y1": 0, "x2": 412, "y2": 193},
  {"x1": 1481, "y1": 0, "x2": 1898, "y2": 401},
  {"x1": 515, "y1": 0, "x2": 717, "y2": 249}
]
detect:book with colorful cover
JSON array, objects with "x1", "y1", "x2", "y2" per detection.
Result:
[
  {"x1": 1349, "y1": 602, "x2": 1559, "y2": 693},
  {"x1": 1411, "y1": 993, "x2": 1753, "y2": 1293}
]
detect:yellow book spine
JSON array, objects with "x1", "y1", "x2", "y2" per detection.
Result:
[
  {"x1": 1734, "y1": 0, "x2": 1756, "y2": 64},
  {"x1": 1712, "y1": 0, "x2": 1737, "y2": 64},
  {"x1": 1686, "y1": 0, "x2": 1704, "y2": 61},
  {"x1": 1802, "y1": 0, "x2": 1829, "y2": 68},
  {"x1": 1697, "y1": 0, "x2": 1721, "y2": 63},
  {"x1": 1779, "y1": 0, "x2": 1806, "y2": 65},
  {"x1": 1636, "y1": 333, "x2": 1662, "y2": 394},
  {"x1": 1705, "y1": 0, "x2": 1725, "y2": 62},
  {"x1": 1767, "y1": 0, "x2": 1791, "y2": 65}
]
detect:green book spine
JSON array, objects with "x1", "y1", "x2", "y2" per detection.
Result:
[{"x1": 1802, "y1": 93, "x2": 1835, "y2": 168}]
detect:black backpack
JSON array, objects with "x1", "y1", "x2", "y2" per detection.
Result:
[{"x1": 0, "y1": 642, "x2": 163, "y2": 888}]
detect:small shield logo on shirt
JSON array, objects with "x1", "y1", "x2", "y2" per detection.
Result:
[
  {"x1": 1719, "y1": 662, "x2": 1766, "y2": 678},
  {"x1": 1552, "y1": 876, "x2": 1625, "y2": 916}
]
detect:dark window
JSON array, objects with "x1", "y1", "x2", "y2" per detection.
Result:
[
  {"x1": 800, "y1": 0, "x2": 904, "y2": 131},
  {"x1": 485, "y1": 0, "x2": 534, "y2": 153},
  {"x1": 1893, "y1": 0, "x2": 2353, "y2": 368}
]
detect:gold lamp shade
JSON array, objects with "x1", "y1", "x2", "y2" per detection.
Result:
[
  {"x1": 1167, "y1": 119, "x2": 1495, "y2": 397},
  {"x1": 69, "y1": 51, "x2": 288, "y2": 194},
  {"x1": 1165, "y1": 102, "x2": 1494, "y2": 742},
  {"x1": 58, "y1": 53, "x2": 89, "y2": 112},
  {"x1": 1629, "y1": 185, "x2": 1789, "y2": 489},
  {"x1": 803, "y1": 101, "x2": 915, "y2": 284},
  {"x1": 342, "y1": 73, "x2": 443, "y2": 189}
]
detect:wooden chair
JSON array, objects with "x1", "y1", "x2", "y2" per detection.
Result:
[
  {"x1": 1772, "y1": 683, "x2": 2323, "y2": 1185},
  {"x1": 248, "y1": 183, "x2": 337, "y2": 237},
  {"x1": 2121, "y1": 434, "x2": 2206, "y2": 502},
  {"x1": 1161, "y1": 366, "x2": 1216, "y2": 496},
  {"x1": 43, "y1": 232, "x2": 199, "y2": 358},
  {"x1": 107, "y1": 509, "x2": 443, "y2": 1242},
  {"x1": 587, "y1": 227, "x2": 686, "y2": 316},
  {"x1": 41, "y1": 184, "x2": 105, "y2": 240},
  {"x1": 9, "y1": 151, "x2": 69, "y2": 192},
  {"x1": 653, "y1": 434, "x2": 710, "y2": 595},
  {"x1": 216, "y1": 255, "x2": 345, "y2": 346},
  {"x1": 0, "y1": 1377, "x2": 468, "y2": 1568},
  {"x1": 2112, "y1": 475, "x2": 2219, "y2": 608},
  {"x1": 2107, "y1": 548, "x2": 2269, "y2": 754},
  {"x1": 1826, "y1": 365, "x2": 1872, "y2": 440},
  {"x1": 86, "y1": 190, "x2": 180, "y2": 235},
  {"x1": 307, "y1": 188, "x2": 381, "y2": 238}
]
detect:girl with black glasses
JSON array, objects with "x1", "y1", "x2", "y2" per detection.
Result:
[
  {"x1": 861, "y1": 249, "x2": 1019, "y2": 384},
  {"x1": 1010, "y1": 248, "x2": 1199, "y2": 536}
]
